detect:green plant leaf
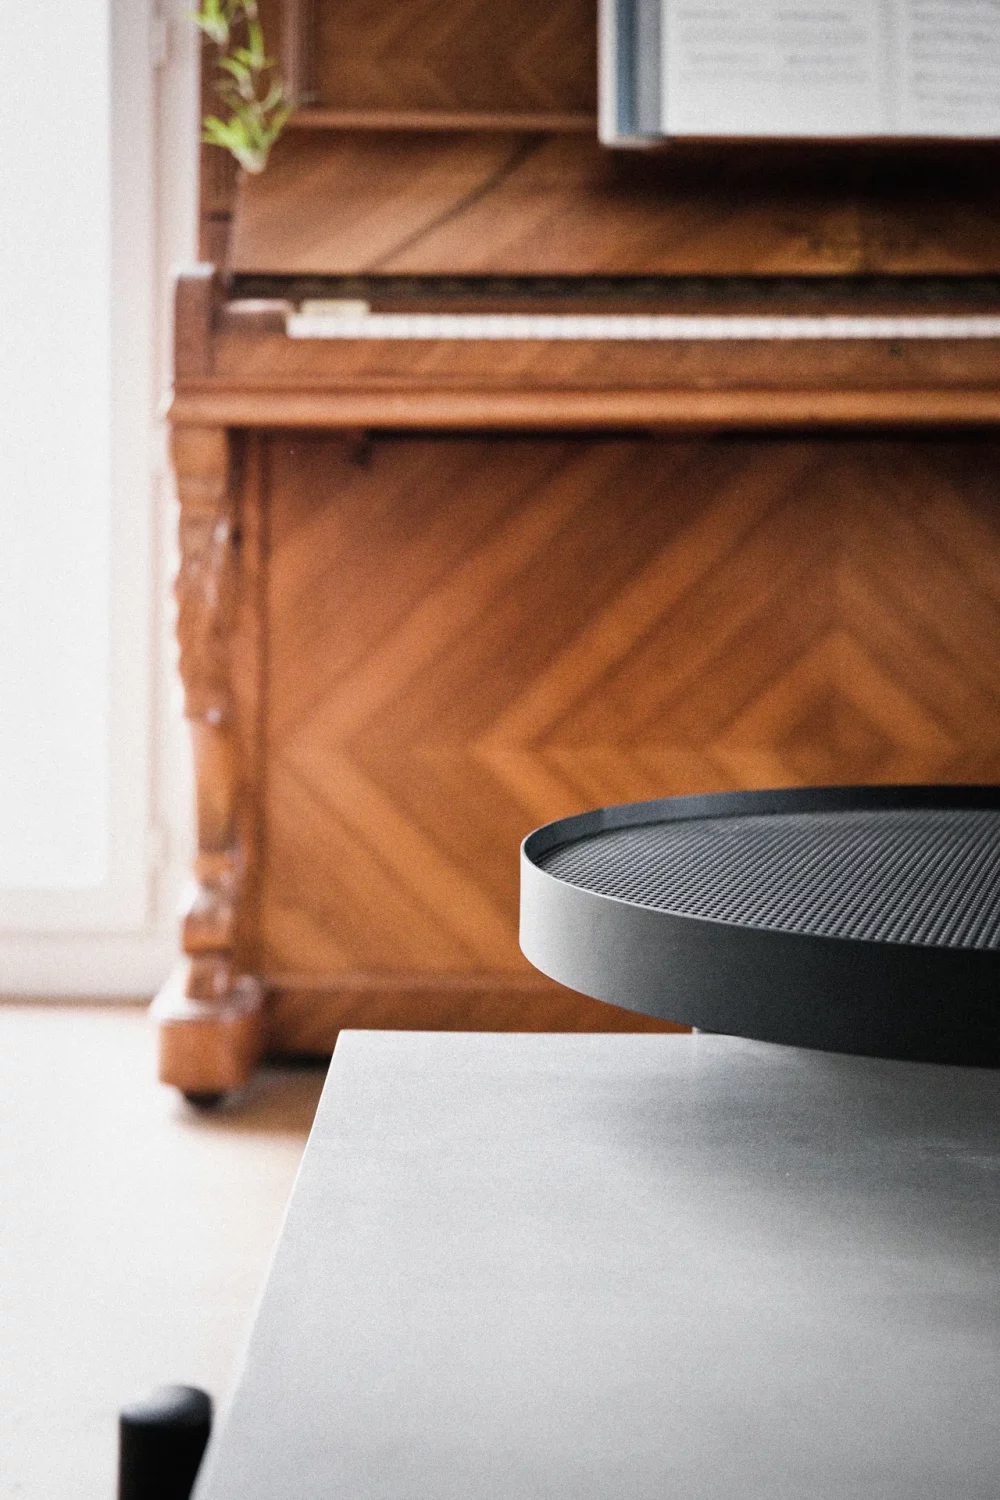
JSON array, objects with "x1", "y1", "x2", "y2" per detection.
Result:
[
  {"x1": 190, "y1": 0, "x2": 232, "y2": 46},
  {"x1": 217, "y1": 56, "x2": 251, "y2": 82},
  {"x1": 201, "y1": 116, "x2": 246, "y2": 150},
  {"x1": 193, "y1": 0, "x2": 291, "y2": 174},
  {"x1": 260, "y1": 80, "x2": 287, "y2": 113}
]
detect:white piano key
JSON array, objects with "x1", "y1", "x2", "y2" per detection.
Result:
[
  {"x1": 298, "y1": 299, "x2": 372, "y2": 318},
  {"x1": 286, "y1": 311, "x2": 1000, "y2": 341}
]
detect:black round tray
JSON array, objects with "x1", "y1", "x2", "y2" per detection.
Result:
[{"x1": 520, "y1": 786, "x2": 1000, "y2": 1066}]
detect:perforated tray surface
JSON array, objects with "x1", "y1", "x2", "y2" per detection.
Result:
[
  {"x1": 520, "y1": 786, "x2": 1000, "y2": 1066},
  {"x1": 539, "y1": 807, "x2": 1000, "y2": 950}
]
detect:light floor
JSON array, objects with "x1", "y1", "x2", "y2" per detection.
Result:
[{"x1": 0, "y1": 1003, "x2": 326, "y2": 1499}]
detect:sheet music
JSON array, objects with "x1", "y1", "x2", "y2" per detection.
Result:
[
  {"x1": 599, "y1": 0, "x2": 1000, "y2": 140},
  {"x1": 662, "y1": 1, "x2": 888, "y2": 136},
  {"x1": 896, "y1": 0, "x2": 1000, "y2": 136}
]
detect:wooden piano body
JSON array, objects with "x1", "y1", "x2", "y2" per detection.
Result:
[{"x1": 157, "y1": 0, "x2": 1000, "y2": 1098}]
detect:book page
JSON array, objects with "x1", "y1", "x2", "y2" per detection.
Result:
[
  {"x1": 895, "y1": 0, "x2": 1000, "y2": 136},
  {"x1": 663, "y1": 2, "x2": 890, "y2": 136}
]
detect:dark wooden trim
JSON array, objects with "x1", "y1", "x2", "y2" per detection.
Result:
[
  {"x1": 281, "y1": 0, "x2": 319, "y2": 107},
  {"x1": 197, "y1": 37, "x2": 239, "y2": 264},
  {"x1": 173, "y1": 266, "x2": 225, "y2": 381}
]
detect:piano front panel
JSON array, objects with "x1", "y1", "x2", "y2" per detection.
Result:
[
  {"x1": 229, "y1": 132, "x2": 1000, "y2": 278},
  {"x1": 248, "y1": 429, "x2": 1000, "y2": 1053}
]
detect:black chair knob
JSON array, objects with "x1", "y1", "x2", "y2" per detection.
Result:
[{"x1": 118, "y1": 1385, "x2": 212, "y2": 1500}]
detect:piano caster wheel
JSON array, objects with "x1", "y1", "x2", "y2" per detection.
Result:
[
  {"x1": 118, "y1": 1384, "x2": 212, "y2": 1500},
  {"x1": 183, "y1": 1091, "x2": 226, "y2": 1111}
]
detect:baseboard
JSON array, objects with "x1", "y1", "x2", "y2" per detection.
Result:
[{"x1": 0, "y1": 932, "x2": 178, "y2": 999}]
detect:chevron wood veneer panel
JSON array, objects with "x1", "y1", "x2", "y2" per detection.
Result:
[
  {"x1": 255, "y1": 433, "x2": 1000, "y2": 1050},
  {"x1": 313, "y1": 0, "x2": 596, "y2": 113}
]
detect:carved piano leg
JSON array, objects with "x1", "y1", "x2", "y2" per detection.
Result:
[{"x1": 153, "y1": 426, "x2": 265, "y2": 1101}]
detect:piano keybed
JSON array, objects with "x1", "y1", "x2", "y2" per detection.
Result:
[{"x1": 174, "y1": 273, "x2": 1000, "y2": 431}]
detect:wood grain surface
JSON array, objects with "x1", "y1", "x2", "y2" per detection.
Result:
[
  {"x1": 172, "y1": 279, "x2": 1000, "y2": 436},
  {"x1": 284, "y1": 109, "x2": 598, "y2": 133},
  {"x1": 176, "y1": 0, "x2": 1000, "y2": 1069},
  {"x1": 198, "y1": 32, "x2": 239, "y2": 264},
  {"x1": 229, "y1": 132, "x2": 1000, "y2": 276},
  {"x1": 252, "y1": 431, "x2": 1000, "y2": 1050},
  {"x1": 154, "y1": 423, "x2": 266, "y2": 1094},
  {"x1": 310, "y1": 0, "x2": 596, "y2": 115},
  {"x1": 211, "y1": 330, "x2": 1000, "y2": 393}
]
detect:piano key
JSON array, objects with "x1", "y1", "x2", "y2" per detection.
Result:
[{"x1": 285, "y1": 311, "x2": 1000, "y2": 340}]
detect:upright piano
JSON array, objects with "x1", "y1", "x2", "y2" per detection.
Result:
[{"x1": 157, "y1": 0, "x2": 1000, "y2": 1100}]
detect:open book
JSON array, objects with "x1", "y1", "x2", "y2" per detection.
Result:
[{"x1": 600, "y1": 0, "x2": 1000, "y2": 143}]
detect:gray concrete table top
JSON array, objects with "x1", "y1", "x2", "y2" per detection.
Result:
[{"x1": 195, "y1": 1032, "x2": 1000, "y2": 1500}]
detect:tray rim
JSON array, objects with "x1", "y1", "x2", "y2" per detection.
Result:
[{"x1": 519, "y1": 784, "x2": 1000, "y2": 1066}]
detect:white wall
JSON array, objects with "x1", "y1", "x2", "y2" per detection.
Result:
[{"x1": 0, "y1": 0, "x2": 201, "y2": 996}]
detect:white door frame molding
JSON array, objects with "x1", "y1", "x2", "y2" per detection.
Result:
[{"x1": 0, "y1": 0, "x2": 200, "y2": 995}]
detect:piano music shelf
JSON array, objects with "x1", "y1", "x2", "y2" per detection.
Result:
[{"x1": 286, "y1": 109, "x2": 598, "y2": 134}]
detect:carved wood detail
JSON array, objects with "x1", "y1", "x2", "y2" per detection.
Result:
[
  {"x1": 155, "y1": 421, "x2": 265, "y2": 1095},
  {"x1": 176, "y1": 423, "x2": 241, "y2": 965}
]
